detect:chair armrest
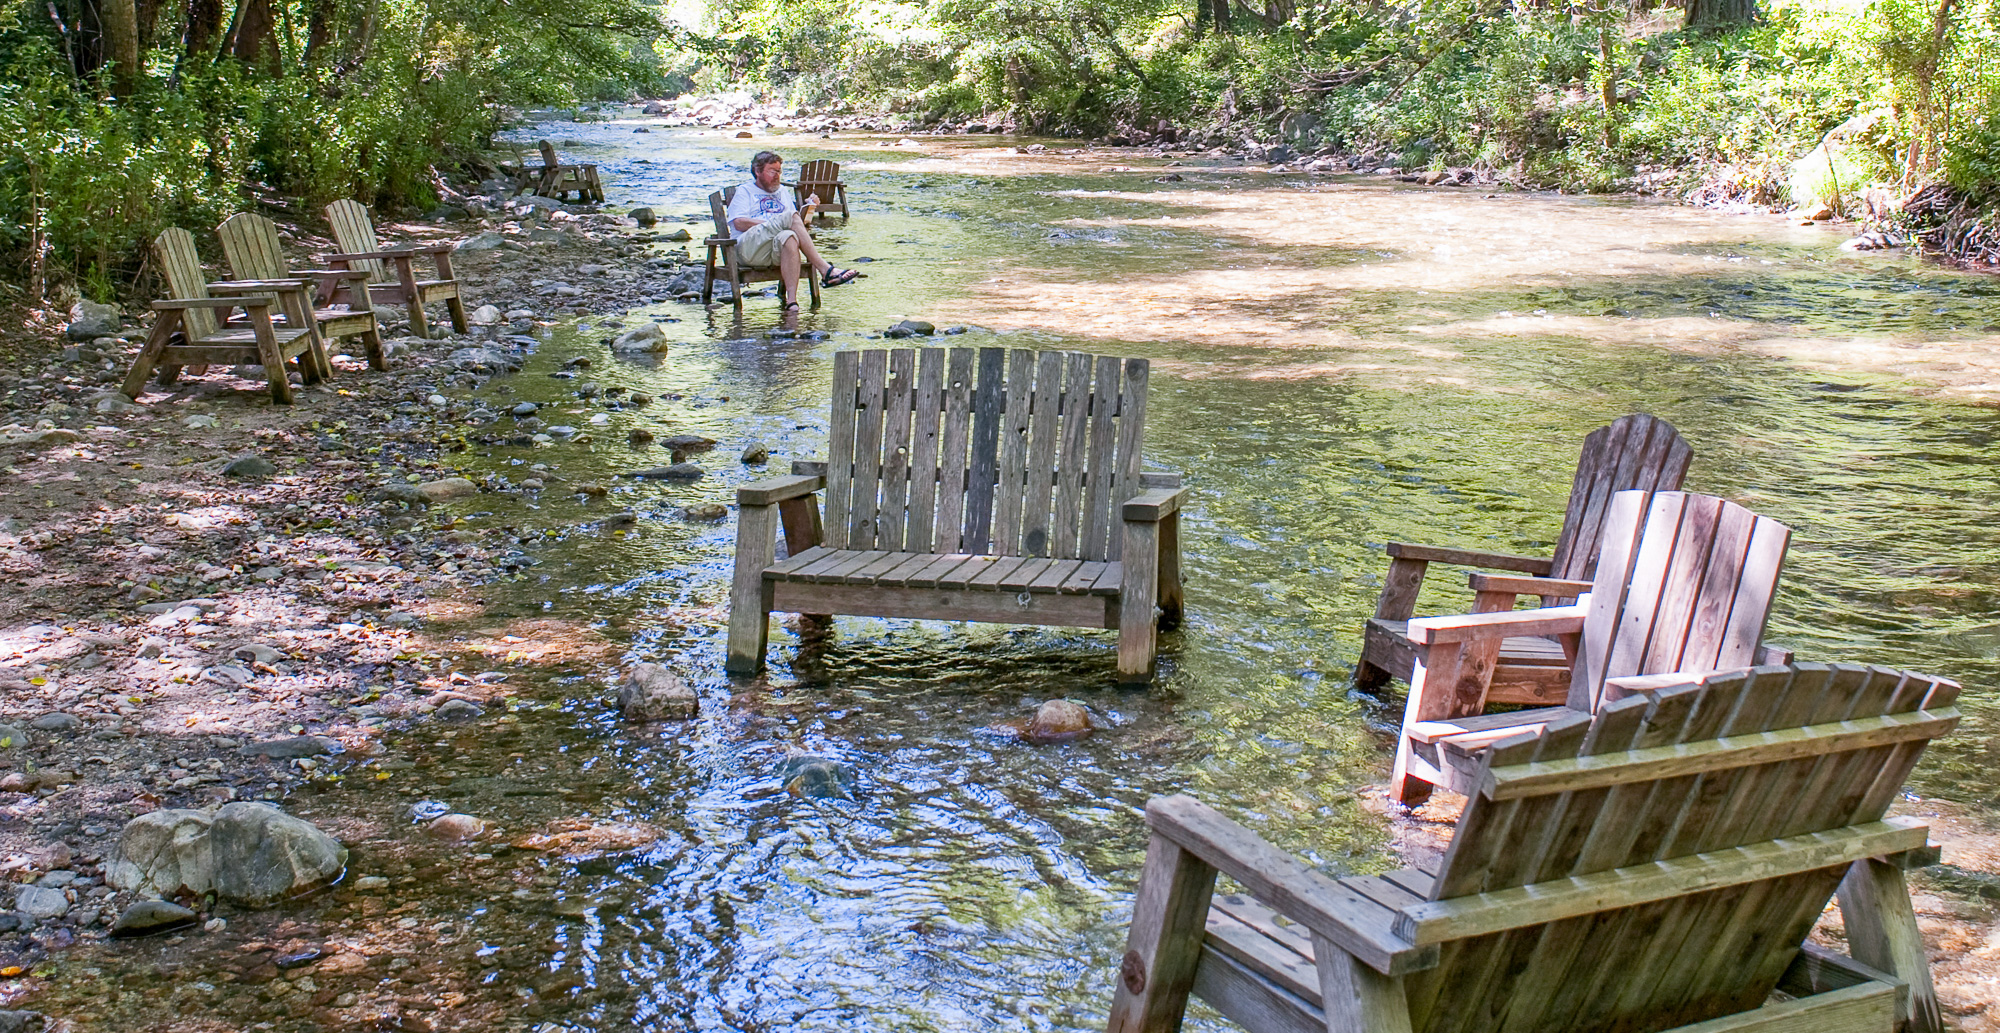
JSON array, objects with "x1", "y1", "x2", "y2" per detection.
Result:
[
  {"x1": 1407, "y1": 603, "x2": 1587, "y2": 645},
  {"x1": 154, "y1": 297, "x2": 272, "y2": 310},
  {"x1": 1146, "y1": 795, "x2": 1438, "y2": 976},
  {"x1": 292, "y1": 267, "x2": 374, "y2": 281},
  {"x1": 1758, "y1": 643, "x2": 1793, "y2": 665},
  {"x1": 1122, "y1": 486, "x2": 1187, "y2": 522},
  {"x1": 1385, "y1": 542, "x2": 1554, "y2": 575},
  {"x1": 208, "y1": 278, "x2": 312, "y2": 291},
  {"x1": 738, "y1": 474, "x2": 822, "y2": 506},
  {"x1": 324, "y1": 248, "x2": 444, "y2": 262},
  {"x1": 1466, "y1": 574, "x2": 1594, "y2": 598}
]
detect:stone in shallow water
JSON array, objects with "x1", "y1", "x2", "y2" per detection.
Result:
[
  {"x1": 239, "y1": 735, "x2": 335, "y2": 760},
  {"x1": 779, "y1": 755, "x2": 855, "y2": 799},
  {"x1": 434, "y1": 698, "x2": 483, "y2": 722},
  {"x1": 106, "y1": 809, "x2": 215, "y2": 898},
  {"x1": 426, "y1": 814, "x2": 486, "y2": 841},
  {"x1": 1025, "y1": 699, "x2": 1094, "y2": 742},
  {"x1": 111, "y1": 899, "x2": 197, "y2": 937},
  {"x1": 617, "y1": 663, "x2": 696, "y2": 721}
]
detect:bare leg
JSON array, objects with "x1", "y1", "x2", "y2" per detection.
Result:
[
  {"x1": 778, "y1": 236, "x2": 803, "y2": 306},
  {"x1": 788, "y1": 214, "x2": 833, "y2": 276}
]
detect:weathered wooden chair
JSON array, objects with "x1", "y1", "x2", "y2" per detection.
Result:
[
  {"x1": 1390, "y1": 489, "x2": 1793, "y2": 804},
  {"x1": 1110, "y1": 662, "x2": 1956, "y2": 1033},
  {"x1": 322, "y1": 199, "x2": 468, "y2": 340},
  {"x1": 524, "y1": 140, "x2": 603, "y2": 203},
  {"x1": 727, "y1": 347, "x2": 1186, "y2": 683},
  {"x1": 214, "y1": 212, "x2": 387, "y2": 370},
  {"x1": 1357, "y1": 414, "x2": 1693, "y2": 703},
  {"x1": 788, "y1": 159, "x2": 849, "y2": 216},
  {"x1": 702, "y1": 186, "x2": 822, "y2": 310},
  {"x1": 118, "y1": 273, "x2": 321, "y2": 405}
]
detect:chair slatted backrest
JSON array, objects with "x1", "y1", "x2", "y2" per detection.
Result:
[
  {"x1": 1401, "y1": 663, "x2": 1958, "y2": 1033},
  {"x1": 151, "y1": 227, "x2": 220, "y2": 340},
  {"x1": 823, "y1": 347, "x2": 1149, "y2": 560},
  {"x1": 216, "y1": 212, "x2": 291, "y2": 283},
  {"x1": 325, "y1": 199, "x2": 390, "y2": 284},
  {"x1": 1548, "y1": 414, "x2": 1695, "y2": 583},
  {"x1": 539, "y1": 140, "x2": 562, "y2": 168},
  {"x1": 796, "y1": 159, "x2": 840, "y2": 190},
  {"x1": 1568, "y1": 490, "x2": 1790, "y2": 712},
  {"x1": 709, "y1": 188, "x2": 733, "y2": 238}
]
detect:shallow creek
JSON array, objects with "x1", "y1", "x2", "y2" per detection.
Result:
[{"x1": 28, "y1": 123, "x2": 2000, "y2": 1030}]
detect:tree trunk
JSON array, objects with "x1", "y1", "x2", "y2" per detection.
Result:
[
  {"x1": 1685, "y1": 0, "x2": 1755, "y2": 29},
  {"x1": 100, "y1": 0, "x2": 141, "y2": 96},
  {"x1": 55, "y1": 0, "x2": 107, "y2": 80},
  {"x1": 304, "y1": 0, "x2": 334, "y2": 65},
  {"x1": 1210, "y1": 0, "x2": 1231, "y2": 33},
  {"x1": 227, "y1": 0, "x2": 279, "y2": 72},
  {"x1": 182, "y1": 0, "x2": 224, "y2": 70}
]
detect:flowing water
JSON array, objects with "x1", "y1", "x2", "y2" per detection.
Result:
[{"x1": 32, "y1": 120, "x2": 2000, "y2": 1030}]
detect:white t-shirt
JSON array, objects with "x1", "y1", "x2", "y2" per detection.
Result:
[{"x1": 724, "y1": 181, "x2": 795, "y2": 239}]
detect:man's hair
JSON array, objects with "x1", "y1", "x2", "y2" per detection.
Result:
[{"x1": 751, "y1": 150, "x2": 782, "y2": 173}]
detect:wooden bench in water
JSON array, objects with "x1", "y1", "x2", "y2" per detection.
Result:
[
  {"x1": 701, "y1": 186, "x2": 821, "y2": 310},
  {"x1": 727, "y1": 347, "x2": 1186, "y2": 683},
  {"x1": 1109, "y1": 662, "x2": 1955, "y2": 1033},
  {"x1": 521, "y1": 140, "x2": 603, "y2": 203},
  {"x1": 1357, "y1": 414, "x2": 1693, "y2": 704},
  {"x1": 788, "y1": 159, "x2": 849, "y2": 216},
  {"x1": 215, "y1": 212, "x2": 387, "y2": 369},
  {"x1": 323, "y1": 199, "x2": 468, "y2": 340},
  {"x1": 1390, "y1": 489, "x2": 1793, "y2": 805}
]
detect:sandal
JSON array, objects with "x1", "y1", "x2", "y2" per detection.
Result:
[
  {"x1": 822, "y1": 268, "x2": 859, "y2": 287},
  {"x1": 782, "y1": 300, "x2": 801, "y2": 311}
]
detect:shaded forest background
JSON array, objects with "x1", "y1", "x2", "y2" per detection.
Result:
[{"x1": 8, "y1": 0, "x2": 2000, "y2": 299}]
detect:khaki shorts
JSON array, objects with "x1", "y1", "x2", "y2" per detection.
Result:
[{"x1": 735, "y1": 213, "x2": 797, "y2": 268}]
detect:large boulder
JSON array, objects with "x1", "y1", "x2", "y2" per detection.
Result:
[
  {"x1": 65, "y1": 300, "x2": 120, "y2": 341},
  {"x1": 611, "y1": 322, "x2": 669, "y2": 353},
  {"x1": 105, "y1": 809, "x2": 216, "y2": 898},
  {"x1": 208, "y1": 802, "x2": 347, "y2": 906}
]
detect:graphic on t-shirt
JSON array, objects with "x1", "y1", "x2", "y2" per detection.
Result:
[{"x1": 756, "y1": 192, "x2": 787, "y2": 217}]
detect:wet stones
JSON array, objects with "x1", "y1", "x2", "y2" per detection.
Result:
[
  {"x1": 621, "y1": 463, "x2": 704, "y2": 481},
  {"x1": 627, "y1": 428, "x2": 654, "y2": 445},
  {"x1": 425, "y1": 814, "x2": 486, "y2": 841},
  {"x1": 660, "y1": 434, "x2": 716, "y2": 454},
  {"x1": 110, "y1": 900, "x2": 198, "y2": 938},
  {"x1": 681, "y1": 503, "x2": 727, "y2": 521},
  {"x1": 510, "y1": 401, "x2": 541, "y2": 418},
  {"x1": 629, "y1": 207, "x2": 658, "y2": 227},
  {"x1": 433, "y1": 698, "x2": 483, "y2": 722},
  {"x1": 992, "y1": 699, "x2": 1096, "y2": 743},
  {"x1": 240, "y1": 735, "x2": 337, "y2": 760},
  {"x1": 467, "y1": 304, "x2": 504, "y2": 325},
  {"x1": 611, "y1": 323, "x2": 669, "y2": 353},
  {"x1": 417, "y1": 477, "x2": 478, "y2": 503},
  {"x1": 617, "y1": 663, "x2": 696, "y2": 721},
  {"x1": 779, "y1": 755, "x2": 855, "y2": 799},
  {"x1": 884, "y1": 319, "x2": 935, "y2": 338},
  {"x1": 740, "y1": 441, "x2": 769, "y2": 464},
  {"x1": 0, "y1": 1009, "x2": 43, "y2": 1033}
]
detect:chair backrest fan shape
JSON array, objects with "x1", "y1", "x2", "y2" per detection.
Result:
[
  {"x1": 215, "y1": 212, "x2": 290, "y2": 283},
  {"x1": 325, "y1": 199, "x2": 390, "y2": 283},
  {"x1": 822, "y1": 347, "x2": 1149, "y2": 561},
  {"x1": 152, "y1": 228, "x2": 220, "y2": 340},
  {"x1": 1569, "y1": 490, "x2": 1791, "y2": 711},
  {"x1": 1548, "y1": 414, "x2": 1695, "y2": 583}
]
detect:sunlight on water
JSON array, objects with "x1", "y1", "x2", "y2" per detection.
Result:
[{"x1": 33, "y1": 122, "x2": 2000, "y2": 1031}]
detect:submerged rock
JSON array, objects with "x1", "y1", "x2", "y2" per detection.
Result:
[
  {"x1": 240, "y1": 735, "x2": 336, "y2": 760},
  {"x1": 426, "y1": 814, "x2": 486, "y2": 841},
  {"x1": 621, "y1": 463, "x2": 704, "y2": 480},
  {"x1": 618, "y1": 663, "x2": 696, "y2": 721},
  {"x1": 740, "y1": 441, "x2": 769, "y2": 464},
  {"x1": 611, "y1": 322, "x2": 669, "y2": 353},
  {"x1": 779, "y1": 755, "x2": 855, "y2": 799},
  {"x1": 111, "y1": 900, "x2": 198, "y2": 937},
  {"x1": 991, "y1": 699, "x2": 1096, "y2": 743}
]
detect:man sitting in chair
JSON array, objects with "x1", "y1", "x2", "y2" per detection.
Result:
[{"x1": 726, "y1": 150, "x2": 859, "y2": 310}]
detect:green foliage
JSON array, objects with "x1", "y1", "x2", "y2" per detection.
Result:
[{"x1": 3, "y1": 0, "x2": 671, "y2": 296}]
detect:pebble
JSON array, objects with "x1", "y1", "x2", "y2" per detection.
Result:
[
  {"x1": 14, "y1": 885, "x2": 68, "y2": 920},
  {"x1": 29, "y1": 712, "x2": 80, "y2": 732},
  {"x1": 740, "y1": 442, "x2": 769, "y2": 464},
  {"x1": 0, "y1": 726, "x2": 26, "y2": 749},
  {"x1": 510, "y1": 402, "x2": 541, "y2": 417},
  {"x1": 434, "y1": 699, "x2": 483, "y2": 722},
  {"x1": 622, "y1": 463, "x2": 704, "y2": 480},
  {"x1": 418, "y1": 477, "x2": 479, "y2": 502},
  {"x1": 239, "y1": 735, "x2": 336, "y2": 759},
  {"x1": 355, "y1": 875, "x2": 390, "y2": 890},
  {"x1": 426, "y1": 814, "x2": 486, "y2": 841}
]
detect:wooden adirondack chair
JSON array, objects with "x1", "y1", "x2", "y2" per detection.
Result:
[
  {"x1": 1389, "y1": 489, "x2": 1793, "y2": 805},
  {"x1": 524, "y1": 140, "x2": 603, "y2": 203},
  {"x1": 726, "y1": 347, "x2": 1186, "y2": 683},
  {"x1": 322, "y1": 199, "x2": 468, "y2": 340},
  {"x1": 1357, "y1": 414, "x2": 1693, "y2": 704},
  {"x1": 214, "y1": 212, "x2": 387, "y2": 370},
  {"x1": 1109, "y1": 662, "x2": 1956, "y2": 1033},
  {"x1": 702, "y1": 186, "x2": 822, "y2": 310},
  {"x1": 120, "y1": 238, "x2": 322, "y2": 406},
  {"x1": 788, "y1": 159, "x2": 849, "y2": 216}
]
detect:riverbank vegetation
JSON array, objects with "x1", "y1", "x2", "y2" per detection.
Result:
[
  {"x1": 693, "y1": 0, "x2": 2000, "y2": 254},
  {"x1": 2, "y1": 0, "x2": 676, "y2": 296}
]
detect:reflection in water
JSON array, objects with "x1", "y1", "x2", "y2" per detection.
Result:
[{"x1": 31, "y1": 122, "x2": 2000, "y2": 1031}]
